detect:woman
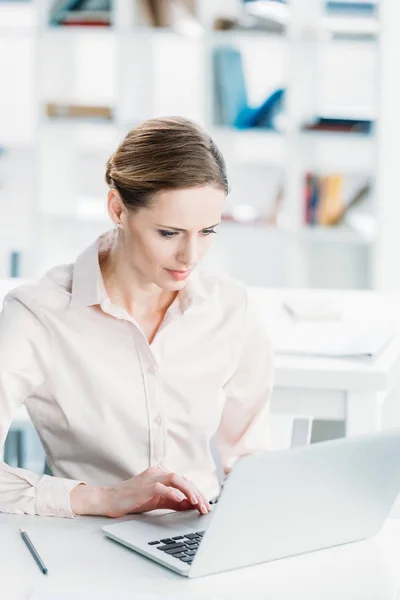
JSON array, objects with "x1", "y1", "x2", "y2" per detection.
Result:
[{"x1": 0, "y1": 117, "x2": 273, "y2": 519}]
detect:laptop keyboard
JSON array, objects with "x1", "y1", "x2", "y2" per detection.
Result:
[{"x1": 148, "y1": 531, "x2": 205, "y2": 565}]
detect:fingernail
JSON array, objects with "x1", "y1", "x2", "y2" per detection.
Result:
[
  {"x1": 191, "y1": 495, "x2": 198, "y2": 504},
  {"x1": 175, "y1": 491, "x2": 185, "y2": 501}
]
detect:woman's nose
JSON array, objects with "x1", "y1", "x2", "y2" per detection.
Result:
[{"x1": 178, "y1": 239, "x2": 198, "y2": 267}]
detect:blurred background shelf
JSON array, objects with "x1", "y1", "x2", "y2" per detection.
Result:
[
  {"x1": 211, "y1": 127, "x2": 286, "y2": 165},
  {"x1": 297, "y1": 225, "x2": 375, "y2": 245},
  {"x1": 300, "y1": 130, "x2": 375, "y2": 172},
  {"x1": 0, "y1": 0, "x2": 398, "y2": 291}
]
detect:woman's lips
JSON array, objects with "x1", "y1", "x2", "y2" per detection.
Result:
[{"x1": 165, "y1": 269, "x2": 192, "y2": 281}]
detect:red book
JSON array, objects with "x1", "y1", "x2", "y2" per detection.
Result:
[{"x1": 60, "y1": 20, "x2": 110, "y2": 26}]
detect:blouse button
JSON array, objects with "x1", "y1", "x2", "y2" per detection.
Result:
[{"x1": 147, "y1": 365, "x2": 156, "y2": 376}]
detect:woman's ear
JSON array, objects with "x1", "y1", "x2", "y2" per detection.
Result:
[{"x1": 107, "y1": 189, "x2": 124, "y2": 227}]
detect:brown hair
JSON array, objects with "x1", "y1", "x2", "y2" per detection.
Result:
[{"x1": 105, "y1": 116, "x2": 229, "y2": 212}]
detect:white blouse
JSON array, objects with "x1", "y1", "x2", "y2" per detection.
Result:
[{"x1": 0, "y1": 229, "x2": 274, "y2": 518}]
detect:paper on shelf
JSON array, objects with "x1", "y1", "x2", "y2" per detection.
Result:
[
  {"x1": 271, "y1": 316, "x2": 395, "y2": 358},
  {"x1": 282, "y1": 298, "x2": 343, "y2": 321}
]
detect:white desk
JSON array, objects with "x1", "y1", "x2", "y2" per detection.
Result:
[
  {"x1": 251, "y1": 289, "x2": 400, "y2": 436},
  {"x1": 1, "y1": 512, "x2": 400, "y2": 600}
]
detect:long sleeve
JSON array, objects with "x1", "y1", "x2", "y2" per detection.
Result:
[
  {"x1": 217, "y1": 288, "x2": 274, "y2": 475},
  {"x1": 0, "y1": 293, "x2": 85, "y2": 518}
]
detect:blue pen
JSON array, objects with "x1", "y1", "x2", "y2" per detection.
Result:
[{"x1": 20, "y1": 528, "x2": 48, "y2": 575}]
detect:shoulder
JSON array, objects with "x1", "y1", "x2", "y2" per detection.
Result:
[
  {"x1": 2, "y1": 263, "x2": 74, "y2": 320},
  {"x1": 198, "y1": 270, "x2": 269, "y2": 335},
  {"x1": 198, "y1": 270, "x2": 249, "y2": 319}
]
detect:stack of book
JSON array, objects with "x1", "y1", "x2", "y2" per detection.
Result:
[
  {"x1": 46, "y1": 102, "x2": 113, "y2": 121},
  {"x1": 304, "y1": 173, "x2": 370, "y2": 226},
  {"x1": 49, "y1": 0, "x2": 111, "y2": 27},
  {"x1": 302, "y1": 117, "x2": 373, "y2": 134},
  {"x1": 138, "y1": 0, "x2": 197, "y2": 28}
]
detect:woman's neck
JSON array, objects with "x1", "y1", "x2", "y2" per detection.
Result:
[{"x1": 99, "y1": 240, "x2": 177, "y2": 319}]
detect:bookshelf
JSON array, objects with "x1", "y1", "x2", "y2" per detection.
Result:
[{"x1": 1, "y1": 0, "x2": 398, "y2": 289}]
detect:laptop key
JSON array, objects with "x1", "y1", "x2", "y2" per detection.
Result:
[
  {"x1": 186, "y1": 550, "x2": 196, "y2": 556},
  {"x1": 184, "y1": 533, "x2": 197, "y2": 540},
  {"x1": 172, "y1": 536, "x2": 184, "y2": 540},
  {"x1": 186, "y1": 543, "x2": 198, "y2": 549},
  {"x1": 171, "y1": 552, "x2": 186, "y2": 559},
  {"x1": 157, "y1": 543, "x2": 185, "y2": 551},
  {"x1": 165, "y1": 547, "x2": 187, "y2": 555},
  {"x1": 148, "y1": 541, "x2": 160, "y2": 545},
  {"x1": 179, "y1": 556, "x2": 193, "y2": 563},
  {"x1": 160, "y1": 538, "x2": 173, "y2": 544}
]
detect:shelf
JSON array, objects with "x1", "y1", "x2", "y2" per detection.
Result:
[
  {"x1": 0, "y1": 2, "x2": 36, "y2": 31},
  {"x1": 221, "y1": 219, "x2": 374, "y2": 245},
  {"x1": 301, "y1": 130, "x2": 374, "y2": 172},
  {"x1": 39, "y1": 118, "x2": 120, "y2": 152},
  {"x1": 40, "y1": 213, "x2": 110, "y2": 226},
  {"x1": 243, "y1": 1, "x2": 378, "y2": 37},
  {"x1": 40, "y1": 195, "x2": 109, "y2": 225},
  {"x1": 208, "y1": 29, "x2": 284, "y2": 44},
  {"x1": 211, "y1": 127, "x2": 285, "y2": 166},
  {"x1": 210, "y1": 127, "x2": 374, "y2": 171},
  {"x1": 43, "y1": 25, "x2": 114, "y2": 38},
  {"x1": 324, "y1": 14, "x2": 378, "y2": 37},
  {"x1": 0, "y1": 141, "x2": 34, "y2": 152},
  {"x1": 298, "y1": 225, "x2": 374, "y2": 245}
]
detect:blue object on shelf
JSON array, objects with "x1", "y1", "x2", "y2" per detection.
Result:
[
  {"x1": 213, "y1": 46, "x2": 249, "y2": 127},
  {"x1": 213, "y1": 44, "x2": 285, "y2": 130},
  {"x1": 9, "y1": 251, "x2": 21, "y2": 278},
  {"x1": 49, "y1": 0, "x2": 81, "y2": 26},
  {"x1": 235, "y1": 88, "x2": 285, "y2": 130}
]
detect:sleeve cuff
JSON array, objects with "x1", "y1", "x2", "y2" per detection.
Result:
[{"x1": 35, "y1": 474, "x2": 87, "y2": 518}]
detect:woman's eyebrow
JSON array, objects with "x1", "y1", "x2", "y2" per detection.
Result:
[{"x1": 154, "y1": 222, "x2": 221, "y2": 232}]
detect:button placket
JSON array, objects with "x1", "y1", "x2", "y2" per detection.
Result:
[{"x1": 143, "y1": 352, "x2": 165, "y2": 467}]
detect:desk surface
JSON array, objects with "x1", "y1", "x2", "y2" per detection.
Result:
[
  {"x1": 251, "y1": 288, "x2": 400, "y2": 392},
  {"x1": 2, "y1": 511, "x2": 400, "y2": 600}
]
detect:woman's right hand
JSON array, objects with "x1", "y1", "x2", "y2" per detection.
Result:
[{"x1": 70, "y1": 466, "x2": 212, "y2": 518}]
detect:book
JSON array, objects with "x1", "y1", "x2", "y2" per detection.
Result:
[
  {"x1": 140, "y1": 0, "x2": 196, "y2": 28},
  {"x1": 49, "y1": 0, "x2": 82, "y2": 26},
  {"x1": 308, "y1": 174, "x2": 319, "y2": 225},
  {"x1": 50, "y1": 0, "x2": 111, "y2": 26},
  {"x1": 213, "y1": 46, "x2": 248, "y2": 127},
  {"x1": 46, "y1": 102, "x2": 113, "y2": 120},
  {"x1": 60, "y1": 18, "x2": 110, "y2": 26},
  {"x1": 303, "y1": 173, "x2": 370, "y2": 227},
  {"x1": 316, "y1": 174, "x2": 344, "y2": 226},
  {"x1": 302, "y1": 117, "x2": 373, "y2": 134}
]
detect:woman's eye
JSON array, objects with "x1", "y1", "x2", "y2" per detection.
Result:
[
  {"x1": 202, "y1": 229, "x2": 217, "y2": 236},
  {"x1": 159, "y1": 230, "x2": 178, "y2": 238}
]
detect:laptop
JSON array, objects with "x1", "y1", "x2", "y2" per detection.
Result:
[{"x1": 102, "y1": 428, "x2": 400, "y2": 578}]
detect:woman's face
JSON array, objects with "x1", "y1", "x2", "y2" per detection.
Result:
[{"x1": 117, "y1": 185, "x2": 225, "y2": 291}]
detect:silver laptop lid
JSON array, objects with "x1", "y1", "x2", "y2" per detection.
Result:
[{"x1": 190, "y1": 429, "x2": 400, "y2": 578}]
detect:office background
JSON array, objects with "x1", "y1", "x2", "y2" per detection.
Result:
[{"x1": 1, "y1": 0, "x2": 400, "y2": 470}]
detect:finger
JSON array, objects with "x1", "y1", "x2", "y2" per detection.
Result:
[
  {"x1": 150, "y1": 481, "x2": 188, "y2": 504},
  {"x1": 183, "y1": 477, "x2": 211, "y2": 514},
  {"x1": 157, "y1": 497, "x2": 197, "y2": 512},
  {"x1": 157, "y1": 473, "x2": 199, "y2": 506}
]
